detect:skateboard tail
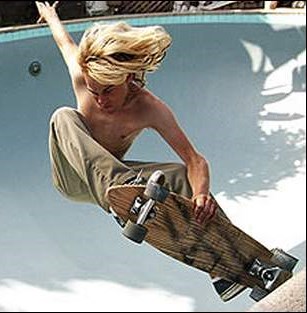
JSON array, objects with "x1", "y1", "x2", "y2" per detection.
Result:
[{"x1": 214, "y1": 248, "x2": 299, "y2": 303}]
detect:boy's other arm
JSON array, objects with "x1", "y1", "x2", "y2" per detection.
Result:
[{"x1": 143, "y1": 92, "x2": 217, "y2": 224}]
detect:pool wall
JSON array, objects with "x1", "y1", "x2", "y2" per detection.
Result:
[{"x1": 0, "y1": 13, "x2": 305, "y2": 312}]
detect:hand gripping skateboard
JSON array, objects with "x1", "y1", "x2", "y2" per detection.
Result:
[{"x1": 107, "y1": 170, "x2": 299, "y2": 302}]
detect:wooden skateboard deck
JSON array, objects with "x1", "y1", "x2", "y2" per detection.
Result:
[{"x1": 106, "y1": 172, "x2": 298, "y2": 299}]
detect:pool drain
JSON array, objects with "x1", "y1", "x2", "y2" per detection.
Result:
[{"x1": 29, "y1": 61, "x2": 42, "y2": 76}]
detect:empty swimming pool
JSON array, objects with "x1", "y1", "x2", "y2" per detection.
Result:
[{"x1": 0, "y1": 12, "x2": 305, "y2": 312}]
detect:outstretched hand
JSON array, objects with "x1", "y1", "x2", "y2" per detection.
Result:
[
  {"x1": 193, "y1": 193, "x2": 218, "y2": 224},
  {"x1": 35, "y1": 1, "x2": 60, "y2": 24}
]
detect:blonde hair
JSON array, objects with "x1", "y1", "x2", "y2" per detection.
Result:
[{"x1": 77, "y1": 21, "x2": 172, "y2": 86}]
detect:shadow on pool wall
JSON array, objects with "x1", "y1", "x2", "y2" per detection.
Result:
[{"x1": 130, "y1": 21, "x2": 306, "y2": 201}]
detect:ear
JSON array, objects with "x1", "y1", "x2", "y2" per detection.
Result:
[{"x1": 126, "y1": 73, "x2": 134, "y2": 83}]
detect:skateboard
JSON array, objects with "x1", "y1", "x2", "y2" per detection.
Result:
[{"x1": 107, "y1": 170, "x2": 299, "y2": 302}]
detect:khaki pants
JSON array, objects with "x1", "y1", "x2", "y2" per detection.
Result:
[
  {"x1": 49, "y1": 107, "x2": 193, "y2": 213},
  {"x1": 49, "y1": 107, "x2": 231, "y2": 285}
]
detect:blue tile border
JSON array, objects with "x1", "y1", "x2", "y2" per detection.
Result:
[{"x1": 0, "y1": 13, "x2": 305, "y2": 43}]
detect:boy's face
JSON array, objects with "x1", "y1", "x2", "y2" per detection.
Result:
[{"x1": 84, "y1": 75, "x2": 130, "y2": 114}]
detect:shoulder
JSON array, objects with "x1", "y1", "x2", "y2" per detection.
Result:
[
  {"x1": 68, "y1": 52, "x2": 84, "y2": 82},
  {"x1": 133, "y1": 87, "x2": 175, "y2": 130},
  {"x1": 136, "y1": 87, "x2": 164, "y2": 109},
  {"x1": 134, "y1": 87, "x2": 162, "y2": 115}
]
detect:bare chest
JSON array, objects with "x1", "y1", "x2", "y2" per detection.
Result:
[{"x1": 90, "y1": 119, "x2": 142, "y2": 158}]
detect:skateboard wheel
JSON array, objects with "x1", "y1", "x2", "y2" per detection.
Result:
[
  {"x1": 250, "y1": 286, "x2": 269, "y2": 302},
  {"x1": 148, "y1": 170, "x2": 166, "y2": 185},
  {"x1": 144, "y1": 182, "x2": 169, "y2": 202},
  {"x1": 271, "y1": 248, "x2": 299, "y2": 272},
  {"x1": 122, "y1": 220, "x2": 148, "y2": 244},
  {"x1": 145, "y1": 170, "x2": 169, "y2": 202}
]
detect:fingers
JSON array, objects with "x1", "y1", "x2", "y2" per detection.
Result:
[
  {"x1": 193, "y1": 194, "x2": 217, "y2": 225},
  {"x1": 35, "y1": 1, "x2": 42, "y2": 10},
  {"x1": 36, "y1": 15, "x2": 45, "y2": 24},
  {"x1": 36, "y1": 1, "x2": 59, "y2": 24},
  {"x1": 44, "y1": 1, "x2": 59, "y2": 7},
  {"x1": 35, "y1": 2, "x2": 45, "y2": 23}
]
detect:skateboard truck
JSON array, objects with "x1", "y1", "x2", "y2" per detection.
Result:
[
  {"x1": 132, "y1": 197, "x2": 157, "y2": 224},
  {"x1": 122, "y1": 170, "x2": 169, "y2": 244},
  {"x1": 249, "y1": 249, "x2": 298, "y2": 302},
  {"x1": 249, "y1": 259, "x2": 282, "y2": 290}
]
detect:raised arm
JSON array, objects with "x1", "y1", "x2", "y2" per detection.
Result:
[
  {"x1": 35, "y1": 1, "x2": 87, "y2": 107},
  {"x1": 144, "y1": 92, "x2": 218, "y2": 224}
]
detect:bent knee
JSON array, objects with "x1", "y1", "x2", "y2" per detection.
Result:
[
  {"x1": 164, "y1": 163, "x2": 192, "y2": 198},
  {"x1": 50, "y1": 107, "x2": 76, "y2": 126},
  {"x1": 174, "y1": 163, "x2": 188, "y2": 176}
]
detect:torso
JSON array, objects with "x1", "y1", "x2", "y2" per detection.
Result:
[
  {"x1": 90, "y1": 120, "x2": 142, "y2": 159},
  {"x1": 80, "y1": 86, "x2": 149, "y2": 160}
]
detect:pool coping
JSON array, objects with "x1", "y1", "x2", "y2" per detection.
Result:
[{"x1": 0, "y1": 10, "x2": 305, "y2": 43}]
